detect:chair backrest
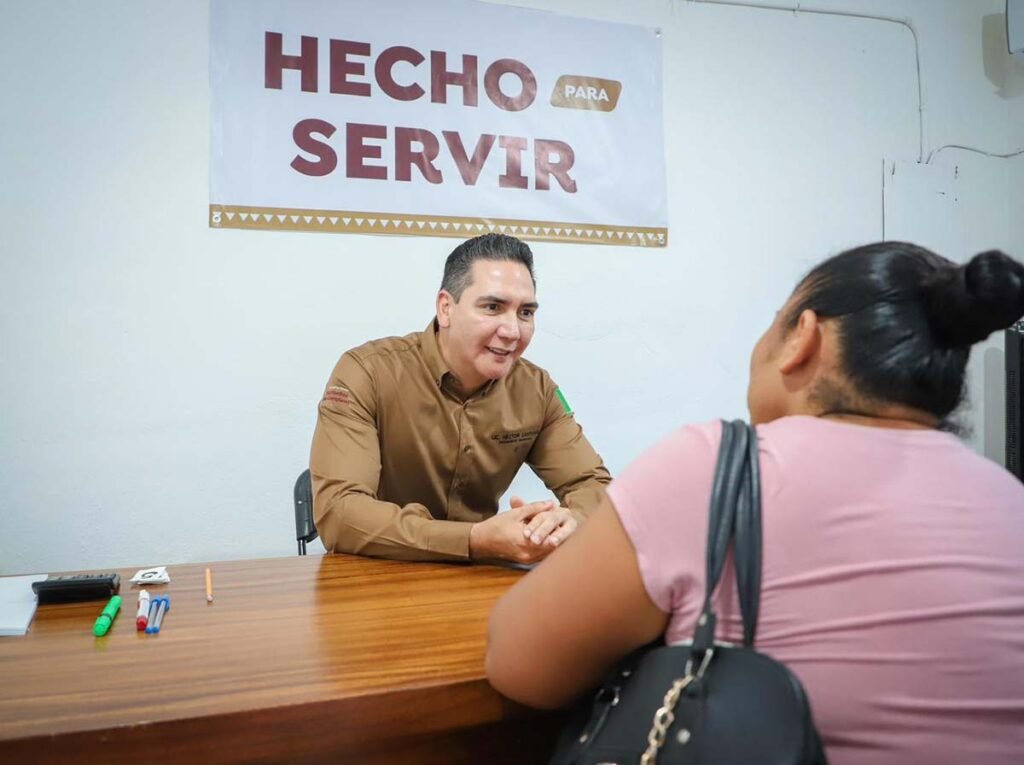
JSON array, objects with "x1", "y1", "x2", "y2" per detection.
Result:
[{"x1": 294, "y1": 469, "x2": 317, "y2": 555}]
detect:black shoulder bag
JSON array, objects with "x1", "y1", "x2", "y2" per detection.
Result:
[{"x1": 550, "y1": 420, "x2": 828, "y2": 765}]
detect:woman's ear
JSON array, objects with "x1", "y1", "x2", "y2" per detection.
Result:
[{"x1": 778, "y1": 309, "x2": 820, "y2": 375}]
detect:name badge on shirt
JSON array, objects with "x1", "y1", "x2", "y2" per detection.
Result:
[{"x1": 492, "y1": 430, "x2": 540, "y2": 445}]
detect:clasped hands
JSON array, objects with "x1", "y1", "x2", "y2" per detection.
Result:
[{"x1": 468, "y1": 496, "x2": 579, "y2": 565}]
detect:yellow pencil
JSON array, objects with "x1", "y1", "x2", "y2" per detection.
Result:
[{"x1": 205, "y1": 567, "x2": 213, "y2": 603}]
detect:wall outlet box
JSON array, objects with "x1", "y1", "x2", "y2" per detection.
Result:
[{"x1": 1009, "y1": 0, "x2": 1024, "y2": 60}]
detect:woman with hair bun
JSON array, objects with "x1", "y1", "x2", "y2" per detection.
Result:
[{"x1": 488, "y1": 242, "x2": 1024, "y2": 765}]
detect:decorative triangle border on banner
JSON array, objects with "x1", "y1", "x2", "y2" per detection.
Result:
[{"x1": 209, "y1": 205, "x2": 667, "y2": 247}]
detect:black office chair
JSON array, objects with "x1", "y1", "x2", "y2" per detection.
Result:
[{"x1": 294, "y1": 469, "x2": 318, "y2": 555}]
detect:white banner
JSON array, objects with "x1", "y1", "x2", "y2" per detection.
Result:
[{"x1": 210, "y1": 0, "x2": 666, "y2": 246}]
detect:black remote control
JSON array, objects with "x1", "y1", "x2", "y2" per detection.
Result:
[{"x1": 32, "y1": 573, "x2": 121, "y2": 604}]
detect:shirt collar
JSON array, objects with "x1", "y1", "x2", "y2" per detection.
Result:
[{"x1": 420, "y1": 319, "x2": 449, "y2": 388}]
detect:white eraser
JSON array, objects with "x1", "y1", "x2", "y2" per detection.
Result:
[{"x1": 129, "y1": 566, "x2": 171, "y2": 584}]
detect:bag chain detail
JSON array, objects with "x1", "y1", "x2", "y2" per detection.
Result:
[{"x1": 641, "y1": 646, "x2": 714, "y2": 764}]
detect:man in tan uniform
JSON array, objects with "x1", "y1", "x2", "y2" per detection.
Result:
[{"x1": 309, "y1": 233, "x2": 610, "y2": 564}]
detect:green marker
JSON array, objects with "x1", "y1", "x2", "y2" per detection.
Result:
[{"x1": 93, "y1": 595, "x2": 122, "y2": 637}]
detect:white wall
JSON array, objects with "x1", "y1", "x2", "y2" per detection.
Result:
[{"x1": 1, "y1": 0, "x2": 1022, "y2": 574}]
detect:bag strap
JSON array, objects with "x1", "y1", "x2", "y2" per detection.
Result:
[
  {"x1": 733, "y1": 421, "x2": 762, "y2": 647},
  {"x1": 690, "y1": 420, "x2": 762, "y2": 660}
]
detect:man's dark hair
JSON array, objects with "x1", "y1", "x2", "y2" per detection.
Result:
[
  {"x1": 440, "y1": 234, "x2": 536, "y2": 301},
  {"x1": 785, "y1": 241, "x2": 1024, "y2": 424}
]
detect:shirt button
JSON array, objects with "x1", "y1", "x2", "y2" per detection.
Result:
[{"x1": 463, "y1": 445, "x2": 472, "y2": 453}]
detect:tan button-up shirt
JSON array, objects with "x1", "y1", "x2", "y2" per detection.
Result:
[{"x1": 310, "y1": 321, "x2": 611, "y2": 562}]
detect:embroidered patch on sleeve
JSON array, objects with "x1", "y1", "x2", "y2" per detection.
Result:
[
  {"x1": 554, "y1": 387, "x2": 573, "y2": 415},
  {"x1": 323, "y1": 385, "x2": 352, "y2": 406}
]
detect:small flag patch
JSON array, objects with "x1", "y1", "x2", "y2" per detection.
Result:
[{"x1": 555, "y1": 387, "x2": 573, "y2": 415}]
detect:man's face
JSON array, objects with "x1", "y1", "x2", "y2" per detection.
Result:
[{"x1": 437, "y1": 259, "x2": 538, "y2": 393}]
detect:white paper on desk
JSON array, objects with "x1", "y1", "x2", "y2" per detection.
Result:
[{"x1": 0, "y1": 574, "x2": 47, "y2": 636}]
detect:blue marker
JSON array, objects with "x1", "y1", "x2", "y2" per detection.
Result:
[
  {"x1": 147, "y1": 596, "x2": 170, "y2": 634},
  {"x1": 144, "y1": 597, "x2": 160, "y2": 633}
]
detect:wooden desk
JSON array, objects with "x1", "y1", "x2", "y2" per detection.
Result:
[{"x1": 0, "y1": 555, "x2": 561, "y2": 764}]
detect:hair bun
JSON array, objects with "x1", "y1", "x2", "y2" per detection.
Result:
[{"x1": 925, "y1": 250, "x2": 1024, "y2": 346}]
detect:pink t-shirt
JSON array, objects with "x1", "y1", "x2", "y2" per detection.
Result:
[{"x1": 610, "y1": 416, "x2": 1024, "y2": 765}]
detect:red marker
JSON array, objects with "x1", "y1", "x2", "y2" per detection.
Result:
[{"x1": 136, "y1": 589, "x2": 151, "y2": 631}]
